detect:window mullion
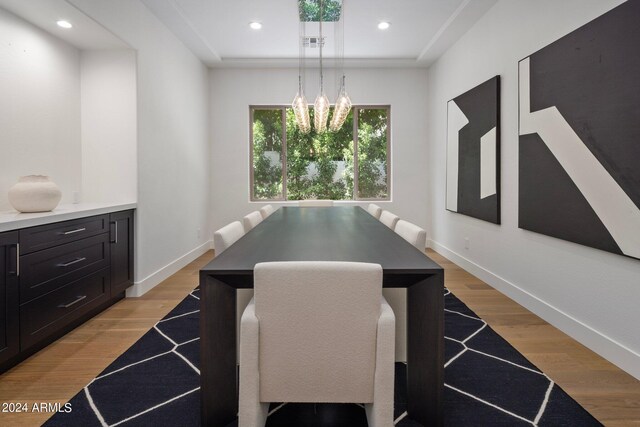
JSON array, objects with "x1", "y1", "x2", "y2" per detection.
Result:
[
  {"x1": 353, "y1": 107, "x2": 359, "y2": 200},
  {"x1": 281, "y1": 107, "x2": 287, "y2": 201},
  {"x1": 250, "y1": 107, "x2": 255, "y2": 201}
]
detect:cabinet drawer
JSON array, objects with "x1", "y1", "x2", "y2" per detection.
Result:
[
  {"x1": 20, "y1": 268, "x2": 110, "y2": 351},
  {"x1": 20, "y1": 233, "x2": 110, "y2": 303},
  {"x1": 19, "y1": 215, "x2": 109, "y2": 254}
]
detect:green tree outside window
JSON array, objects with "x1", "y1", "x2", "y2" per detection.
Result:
[
  {"x1": 251, "y1": 106, "x2": 389, "y2": 201},
  {"x1": 252, "y1": 109, "x2": 283, "y2": 200}
]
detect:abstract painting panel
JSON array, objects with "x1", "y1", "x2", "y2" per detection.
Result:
[
  {"x1": 518, "y1": 0, "x2": 640, "y2": 260},
  {"x1": 446, "y1": 76, "x2": 500, "y2": 224}
]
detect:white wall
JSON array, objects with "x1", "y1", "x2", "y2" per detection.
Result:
[
  {"x1": 70, "y1": 0, "x2": 211, "y2": 295},
  {"x1": 426, "y1": 0, "x2": 640, "y2": 379},
  {"x1": 81, "y1": 49, "x2": 137, "y2": 204},
  {"x1": 0, "y1": 7, "x2": 81, "y2": 211},
  {"x1": 209, "y1": 68, "x2": 429, "y2": 234}
]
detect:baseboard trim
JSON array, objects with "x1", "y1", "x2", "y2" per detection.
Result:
[
  {"x1": 428, "y1": 239, "x2": 640, "y2": 380},
  {"x1": 127, "y1": 240, "x2": 213, "y2": 297}
]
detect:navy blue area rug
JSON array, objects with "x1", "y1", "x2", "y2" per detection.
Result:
[{"x1": 45, "y1": 288, "x2": 601, "y2": 426}]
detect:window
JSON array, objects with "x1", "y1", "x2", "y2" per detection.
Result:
[{"x1": 250, "y1": 106, "x2": 390, "y2": 201}]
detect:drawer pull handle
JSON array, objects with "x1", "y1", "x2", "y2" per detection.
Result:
[
  {"x1": 8, "y1": 243, "x2": 19, "y2": 277},
  {"x1": 58, "y1": 295, "x2": 87, "y2": 308},
  {"x1": 61, "y1": 228, "x2": 87, "y2": 235},
  {"x1": 110, "y1": 221, "x2": 118, "y2": 244},
  {"x1": 58, "y1": 257, "x2": 87, "y2": 267}
]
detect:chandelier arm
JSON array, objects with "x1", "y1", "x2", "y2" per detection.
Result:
[{"x1": 341, "y1": 0, "x2": 345, "y2": 91}]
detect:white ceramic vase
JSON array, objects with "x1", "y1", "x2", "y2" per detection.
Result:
[{"x1": 8, "y1": 175, "x2": 62, "y2": 213}]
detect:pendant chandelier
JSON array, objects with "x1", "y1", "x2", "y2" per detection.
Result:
[{"x1": 293, "y1": 0, "x2": 351, "y2": 134}]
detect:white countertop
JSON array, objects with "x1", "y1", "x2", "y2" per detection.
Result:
[{"x1": 0, "y1": 202, "x2": 137, "y2": 233}]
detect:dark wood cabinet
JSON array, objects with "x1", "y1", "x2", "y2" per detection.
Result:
[
  {"x1": 20, "y1": 268, "x2": 110, "y2": 350},
  {"x1": 20, "y1": 233, "x2": 110, "y2": 303},
  {"x1": 0, "y1": 209, "x2": 134, "y2": 373},
  {"x1": 0, "y1": 231, "x2": 20, "y2": 365},
  {"x1": 110, "y1": 210, "x2": 134, "y2": 297},
  {"x1": 19, "y1": 214, "x2": 109, "y2": 254}
]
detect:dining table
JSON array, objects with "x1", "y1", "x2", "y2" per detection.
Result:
[{"x1": 199, "y1": 206, "x2": 444, "y2": 426}]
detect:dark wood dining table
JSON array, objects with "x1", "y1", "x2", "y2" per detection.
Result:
[{"x1": 200, "y1": 206, "x2": 444, "y2": 426}]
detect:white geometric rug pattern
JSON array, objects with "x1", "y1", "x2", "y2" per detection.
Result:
[{"x1": 46, "y1": 287, "x2": 598, "y2": 427}]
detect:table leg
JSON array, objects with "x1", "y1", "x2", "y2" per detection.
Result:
[
  {"x1": 200, "y1": 275, "x2": 237, "y2": 427},
  {"x1": 407, "y1": 272, "x2": 444, "y2": 426}
]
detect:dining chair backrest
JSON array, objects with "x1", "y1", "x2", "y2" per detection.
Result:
[
  {"x1": 243, "y1": 211, "x2": 264, "y2": 233},
  {"x1": 298, "y1": 200, "x2": 334, "y2": 207},
  {"x1": 367, "y1": 203, "x2": 382, "y2": 219},
  {"x1": 379, "y1": 210, "x2": 400, "y2": 230},
  {"x1": 259, "y1": 204, "x2": 275, "y2": 219},
  {"x1": 395, "y1": 220, "x2": 427, "y2": 251},
  {"x1": 253, "y1": 261, "x2": 385, "y2": 403},
  {"x1": 213, "y1": 221, "x2": 245, "y2": 255}
]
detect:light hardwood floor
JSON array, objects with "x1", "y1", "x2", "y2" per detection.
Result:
[{"x1": 0, "y1": 249, "x2": 638, "y2": 426}]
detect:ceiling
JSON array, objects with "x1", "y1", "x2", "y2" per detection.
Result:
[
  {"x1": 141, "y1": 0, "x2": 498, "y2": 67},
  {"x1": 0, "y1": 0, "x2": 129, "y2": 50},
  {"x1": 0, "y1": 0, "x2": 497, "y2": 67}
]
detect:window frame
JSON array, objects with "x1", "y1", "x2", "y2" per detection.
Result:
[{"x1": 249, "y1": 104, "x2": 391, "y2": 202}]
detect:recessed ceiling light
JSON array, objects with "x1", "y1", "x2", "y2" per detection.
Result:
[
  {"x1": 56, "y1": 20, "x2": 73, "y2": 29},
  {"x1": 378, "y1": 21, "x2": 390, "y2": 30},
  {"x1": 249, "y1": 21, "x2": 262, "y2": 30}
]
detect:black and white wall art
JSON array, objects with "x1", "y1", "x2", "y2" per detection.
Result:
[
  {"x1": 446, "y1": 76, "x2": 501, "y2": 224},
  {"x1": 518, "y1": 0, "x2": 640, "y2": 260}
]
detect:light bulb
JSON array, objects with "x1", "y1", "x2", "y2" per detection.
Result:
[
  {"x1": 292, "y1": 92, "x2": 311, "y2": 134},
  {"x1": 329, "y1": 89, "x2": 352, "y2": 132},
  {"x1": 314, "y1": 92, "x2": 330, "y2": 133}
]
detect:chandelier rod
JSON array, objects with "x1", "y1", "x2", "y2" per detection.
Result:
[{"x1": 319, "y1": 0, "x2": 324, "y2": 91}]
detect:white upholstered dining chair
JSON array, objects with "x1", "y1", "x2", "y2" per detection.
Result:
[
  {"x1": 239, "y1": 261, "x2": 395, "y2": 427},
  {"x1": 243, "y1": 211, "x2": 264, "y2": 232},
  {"x1": 259, "y1": 204, "x2": 275, "y2": 219},
  {"x1": 213, "y1": 221, "x2": 245, "y2": 255},
  {"x1": 379, "y1": 210, "x2": 400, "y2": 230},
  {"x1": 384, "y1": 219, "x2": 427, "y2": 362},
  {"x1": 298, "y1": 199, "x2": 334, "y2": 207},
  {"x1": 395, "y1": 220, "x2": 427, "y2": 250},
  {"x1": 367, "y1": 203, "x2": 382, "y2": 219}
]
